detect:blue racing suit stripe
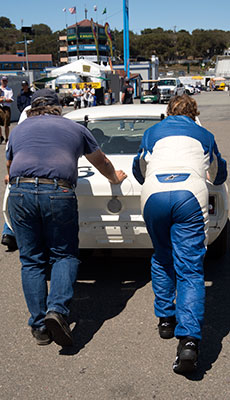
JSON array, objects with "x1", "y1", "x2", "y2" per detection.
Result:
[
  {"x1": 144, "y1": 190, "x2": 206, "y2": 340},
  {"x1": 132, "y1": 115, "x2": 227, "y2": 187},
  {"x1": 143, "y1": 116, "x2": 214, "y2": 157},
  {"x1": 133, "y1": 154, "x2": 145, "y2": 185},
  {"x1": 212, "y1": 142, "x2": 228, "y2": 185}
]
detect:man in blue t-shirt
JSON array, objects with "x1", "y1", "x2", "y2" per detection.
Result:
[{"x1": 6, "y1": 89, "x2": 127, "y2": 347}]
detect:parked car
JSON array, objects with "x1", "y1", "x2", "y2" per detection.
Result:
[
  {"x1": 216, "y1": 82, "x2": 226, "y2": 91},
  {"x1": 157, "y1": 78, "x2": 185, "y2": 103},
  {"x1": 62, "y1": 104, "x2": 229, "y2": 258},
  {"x1": 184, "y1": 84, "x2": 195, "y2": 95},
  {"x1": 140, "y1": 89, "x2": 160, "y2": 104}
]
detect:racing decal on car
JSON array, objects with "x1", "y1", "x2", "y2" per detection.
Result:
[{"x1": 78, "y1": 166, "x2": 95, "y2": 179}]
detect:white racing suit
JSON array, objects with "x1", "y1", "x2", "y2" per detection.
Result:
[{"x1": 132, "y1": 115, "x2": 227, "y2": 340}]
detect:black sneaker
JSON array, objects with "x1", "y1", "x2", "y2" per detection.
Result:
[
  {"x1": 173, "y1": 336, "x2": 199, "y2": 374},
  {"x1": 158, "y1": 316, "x2": 176, "y2": 339},
  {"x1": 31, "y1": 327, "x2": 52, "y2": 346},
  {"x1": 44, "y1": 311, "x2": 73, "y2": 347},
  {"x1": 1, "y1": 234, "x2": 18, "y2": 251},
  {"x1": 0, "y1": 136, "x2": 4, "y2": 144}
]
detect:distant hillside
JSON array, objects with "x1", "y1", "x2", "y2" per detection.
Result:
[{"x1": 1, "y1": 16, "x2": 230, "y2": 67}]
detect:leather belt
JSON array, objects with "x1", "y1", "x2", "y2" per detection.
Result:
[{"x1": 10, "y1": 177, "x2": 73, "y2": 189}]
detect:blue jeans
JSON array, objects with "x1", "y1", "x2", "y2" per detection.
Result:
[
  {"x1": 2, "y1": 222, "x2": 15, "y2": 237},
  {"x1": 119, "y1": 121, "x2": 134, "y2": 130},
  {"x1": 8, "y1": 182, "x2": 80, "y2": 330}
]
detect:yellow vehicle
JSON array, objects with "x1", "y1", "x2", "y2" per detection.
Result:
[{"x1": 217, "y1": 82, "x2": 226, "y2": 91}]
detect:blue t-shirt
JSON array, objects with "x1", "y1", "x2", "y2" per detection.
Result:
[{"x1": 6, "y1": 114, "x2": 99, "y2": 185}]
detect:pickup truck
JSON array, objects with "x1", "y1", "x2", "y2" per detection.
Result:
[{"x1": 157, "y1": 78, "x2": 185, "y2": 103}]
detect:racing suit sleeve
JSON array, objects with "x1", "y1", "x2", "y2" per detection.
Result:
[
  {"x1": 208, "y1": 141, "x2": 227, "y2": 185},
  {"x1": 132, "y1": 134, "x2": 148, "y2": 184}
]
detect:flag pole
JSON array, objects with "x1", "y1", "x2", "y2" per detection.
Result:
[
  {"x1": 74, "y1": 9, "x2": 79, "y2": 59},
  {"x1": 65, "y1": 10, "x2": 67, "y2": 28},
  {"x1": 94, "y1": 6, "x2": 99, "y2": 64},
  {"x1": 123, "y1": 0, "x2": 129, "y2": 78},
  {"x1": 96, "y1": 10, "x2": 99, "y2": 64},
  {"x1": 123, "y1": 0, "x2": 127, "y2": 76}
]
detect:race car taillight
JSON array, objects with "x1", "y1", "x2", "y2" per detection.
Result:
[{"x1": 209, "y1": 195, "x2": 216, "y2": 215}]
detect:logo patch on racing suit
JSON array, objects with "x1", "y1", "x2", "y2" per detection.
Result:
[{"x1": 156, "y1": 173, "x2": 190, "y2": 183}]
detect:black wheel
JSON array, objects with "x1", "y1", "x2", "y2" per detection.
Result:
[{"x1": 206, "y1": 220, "x2": 228, "y2": 259}]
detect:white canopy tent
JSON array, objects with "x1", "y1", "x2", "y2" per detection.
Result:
[{"x1": 49, "y1": 59, "x2": 110, "y2": 79}]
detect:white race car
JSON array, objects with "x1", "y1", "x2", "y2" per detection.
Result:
[
  {"x1": 64, "y1": 104, "x2": 229, "y2": 258},
  {"x1": 11, "y1": 104, "x2": 218, "y2": 259}
]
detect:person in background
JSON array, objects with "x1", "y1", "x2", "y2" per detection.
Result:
[
  {"x1": 151, "y1": 83, "x2": 160, "y2": 102},
  {"x1": 17, "y1": 80, "x2": 33, "y2": 113},
  {"x1": 82, "y1": 83, "x2": 89, "y2": 108},
  {"x1": 119, "y1": 77, "x2": 134, "y2": 131},
  {"x1": 72, "y1": 84, "x2": 83, "y2": 110},
  {"x1": 6, "y1": 89, "x2": 127, "y2": 348},
  {"x1": 151, "y1": 83, "x2": 159, "y2": 95},
  {"x1": 88, "y1": 84, "x2": 95, "y2": 107},
  {"x1": 121, "y1": 76, "x2": 134, "y2": 105},
  {"x1": 0, "y1": 76, "x2": 14, "y2": 143},
  {"x1": 1, "y1": 92, "x2": 29, "y2": 251},
  {"x1": 132, "y1": 94, "x2": 227, "y2": 374}
]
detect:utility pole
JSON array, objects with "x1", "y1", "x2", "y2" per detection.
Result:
[
  {"x1": 123, "y1": 0, "x2": 130, "y2": 77},
  {"x1": 24, "y1": 33, "x2": 29, "y2": 74},
  {"x1": 76, "y1": 22, "x2": 80, "y2": 59},
  {"x1": 21, "y1": 26, "x2": 33, "y2": 83}
]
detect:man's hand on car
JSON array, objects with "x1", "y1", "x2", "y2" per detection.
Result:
[{"x1": 109, "y1": 170, "x2": 127, "y2": 184}]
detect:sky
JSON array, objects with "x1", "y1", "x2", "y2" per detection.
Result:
[{"x1": 1, "y1": 0, "x2": 230, "y2": 34}]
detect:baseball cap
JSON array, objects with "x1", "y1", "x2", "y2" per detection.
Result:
[
  {"x1": 31, "y1": 89, "x2": 60, "y2": 107},
  {"x1": 1, "y1": 76, "x2": 8, "y2": 81},
  {"x1": 21, "y1": 80, "x2": 29, "y2": 85}
]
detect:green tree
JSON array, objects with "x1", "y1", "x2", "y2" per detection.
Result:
[
  {"x1": 32, "y1": 23, "x2": 52, "y2": 36},
  {"x1": 176, "y1": 30, "x2": 192, "y2": 58},
  {"x1": 0, "y1": 16, "x2": 15, "y2": 29}
]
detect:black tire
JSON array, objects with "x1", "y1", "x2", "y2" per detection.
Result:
[
  {"x1": 185, "y1": 89, "x2": 190, "y2": 95},
  {"x1": 206, "y1": 220, "x2": 228, "y2": 259}
]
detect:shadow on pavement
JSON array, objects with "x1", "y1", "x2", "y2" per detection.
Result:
[
  {"x1": 183, "y1": 228, "x2": 230, "y2": 381},
  {"x1": 59, "y1": 252, "x2": 151, "y2": 356},
  {"x1": 59, "y1": 241, "x2": 230, "y2": 376}
]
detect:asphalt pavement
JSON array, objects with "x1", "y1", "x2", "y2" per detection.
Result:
[{"x1": 0, "y1": 92, "x2": 230, "y2": 400}]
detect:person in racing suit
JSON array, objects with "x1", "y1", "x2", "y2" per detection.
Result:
[{"x1": 132, "y1": 94, "x2": 227, "y2": 374}]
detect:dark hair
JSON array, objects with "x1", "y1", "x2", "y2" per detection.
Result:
[
  {"x1": 26, "y1": 103, "x2": 62, "y2": 117},
  {"x1": 167, "y1": 94, "x2": 200, "y2": 121}
]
